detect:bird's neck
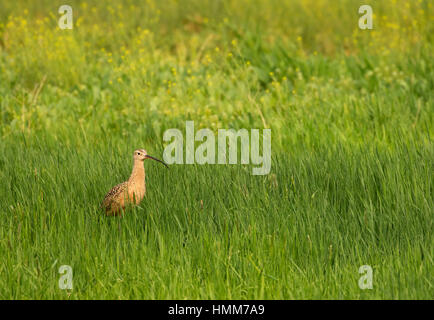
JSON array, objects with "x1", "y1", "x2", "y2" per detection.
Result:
[{"x1": 129, "y1": 160, "x2": 145, "y2": 183}]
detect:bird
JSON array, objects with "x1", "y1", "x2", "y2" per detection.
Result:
[{"x1": 101, "y1": 149, "x2": 168, "y2": 216}]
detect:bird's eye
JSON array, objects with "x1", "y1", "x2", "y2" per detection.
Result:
[{"x1": 137, "y1": 152, "x2": 140, "y2": 155}]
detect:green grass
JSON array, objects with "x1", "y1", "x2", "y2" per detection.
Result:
[
  {"x1": 0, "y1": 134, "x2": 432, "y2": 299},
  {"x1": 0, "y1": 0, "x2": 433, "y2": 299}
]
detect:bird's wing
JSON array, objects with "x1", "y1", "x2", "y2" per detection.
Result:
[{"x1": 101, "y1": 182, "x2": 127, "y2": 209}]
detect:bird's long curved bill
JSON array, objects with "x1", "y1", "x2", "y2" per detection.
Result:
[{"x1": 146, "y1": 155, "x2": 169, "y2": 168}]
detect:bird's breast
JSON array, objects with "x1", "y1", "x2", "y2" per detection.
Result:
[{"x1": 128, "y1": 181, "x2": 146, "y2": 204}]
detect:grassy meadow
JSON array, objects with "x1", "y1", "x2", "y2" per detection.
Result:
[{"x1": 0, "y1": 0, "x2": 433, "y2": 299}]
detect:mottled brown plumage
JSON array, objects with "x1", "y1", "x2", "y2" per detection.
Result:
[{"x1": 102, "y1": 149, "x2": 168, "y2": 216}]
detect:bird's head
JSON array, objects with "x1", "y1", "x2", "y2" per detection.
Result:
[{"x1": 133, "y1": 149, "x2": 168, "y2": 168}]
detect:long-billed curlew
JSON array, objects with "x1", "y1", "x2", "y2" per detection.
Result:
[{"x1": 102, "y1": 149, "x2": 168, "y2": 216}]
